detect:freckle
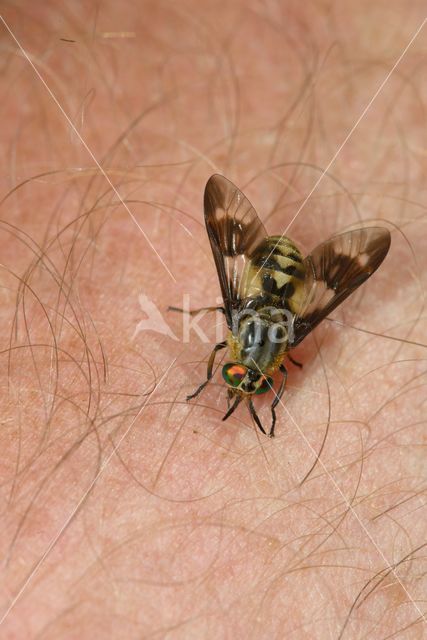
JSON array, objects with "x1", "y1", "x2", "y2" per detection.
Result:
[
  {"x1": 266, "y1": 536, "x2": 281, "y2": 552},
  {"x1": 382, "y1": 578, "x2": 411, "y2": 607}
]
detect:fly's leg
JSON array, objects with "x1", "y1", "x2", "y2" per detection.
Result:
[
  {"x1": 222, "y1": 394, "x2": 242, "y2": 421},
  {"x1": 288, "y1": 353, "x2": 303, "y2": 369},
  {"x1": 168, "y1": 305, "x2": 226, "y2": 316},
  {"x1": 186, "y1": 341, "x2": 227, "y2": 401},
  {"x1": 248, "y1": 398, "x2": 267, "y2": 436},
  {"x1": 269, "y1": 364, "x2": 288, "y2": 438},
  {"x1": 226, "y1": 387, "x2": 234, "y2": 410}
]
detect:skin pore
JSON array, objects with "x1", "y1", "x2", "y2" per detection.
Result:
[{"x1": 0, "y1": 1, "x2": 426, "y2": 638}]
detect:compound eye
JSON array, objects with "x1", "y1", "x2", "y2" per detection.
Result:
[
  {"x1": 222, "y1": 363, "x2": 247, "y2": 388},
  {"x1": 255, "y1": 376, "x2": 273, "y2": 395}
]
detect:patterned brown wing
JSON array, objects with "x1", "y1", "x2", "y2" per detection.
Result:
[
  {"x1": 204, "y1": 174, "x2": 267, "y2": 326},
  {"x1": 290, "y1": 227, "x2": 391, "y2": 346}
]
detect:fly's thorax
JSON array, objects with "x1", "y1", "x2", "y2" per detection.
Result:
[
  {"x1": 228, "y1": 306, "x2": 289, "y2": 373},
  {"x1": 242, "y1": 235, "x2": 306, "y2": 314}
]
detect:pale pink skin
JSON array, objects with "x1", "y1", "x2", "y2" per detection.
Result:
[{"x1": 0, "y1": 2, "x2": 426, "y2": 638}]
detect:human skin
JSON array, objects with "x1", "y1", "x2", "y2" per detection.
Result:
[{"x1": 0, "y1": 1, "x2": 426, "y2": 638}]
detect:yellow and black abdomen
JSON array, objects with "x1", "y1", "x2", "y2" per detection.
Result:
[{"x1": 243, "y1": 235, "x2": 306, "y2": 313}]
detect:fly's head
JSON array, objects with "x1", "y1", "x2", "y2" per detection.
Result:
[{"x1": 221, "y1": 362, "x2": 272, "y2": 397}]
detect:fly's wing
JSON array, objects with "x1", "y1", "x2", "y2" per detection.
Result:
[
  {"x1": 204, "y1": 174, "x2": 267, "y2": 327},
  {"x1": 290, "y1": 227, "x2": 391, "y2": 347}
]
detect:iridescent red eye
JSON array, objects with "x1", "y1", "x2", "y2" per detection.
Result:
[
  {"x1": 255, "y1": 376, "x2": 273, "y2": 395},
  {"x1": 222, "y1": 363, "x2": 247, "y2": 387}
]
